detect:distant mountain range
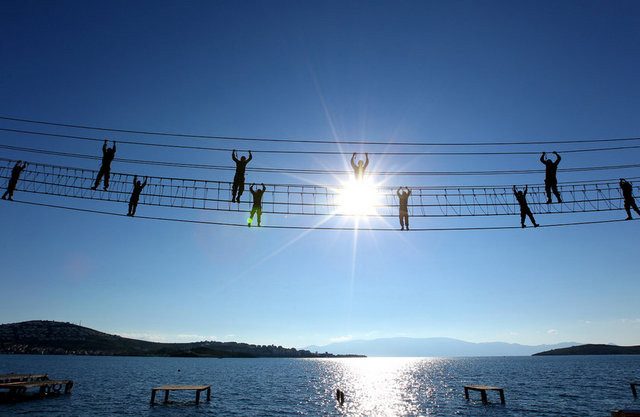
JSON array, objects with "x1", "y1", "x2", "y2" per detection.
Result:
[
  {"x1": 7, "y1": 321, "x2": 634, "y2": 358},
  {"x1": 0, "y1": 321, "x2": 363, "y2": 358},
  {"x1": 306, "y1": 337, "x2": 579, "y2": 357},
  {"x1": 533, "y1": 344, "x2": 640, "y2": 356}
]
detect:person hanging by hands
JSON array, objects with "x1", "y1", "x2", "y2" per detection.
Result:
[
  {"x1": 513, "y1": 185, "x2": 538, "y2": 228},
  {"x1": 2, "y1": 160, "x2": 27, "y2": 201},
  {"x1": 248, "y1": 183, "x2": 266, "y2": 227},
  {"x1": 128, "y1": 175, "x2": 148, "y2": 216},
  {"x1": 396, "y1": 187, "x2": 412, "y2": 230},
  {"x1": 92, "y1": 140, "x2": 116, "y2": 190},
  {"x1": 232, "y1": 150, "x2": 252, "y2": 202},
  {"x1": 619, "y1": 178, "x2": 640, "y2": 220},
  {"x1": 540, "y1": 151, "x2": 562, "y2": 204},
  {"x1": 350, "y1": 153, "x2": 369, "y2": 181}
]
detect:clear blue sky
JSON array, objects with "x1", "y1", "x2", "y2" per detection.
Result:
[{"x1": 1, "y1": 0, "x2": 639, "y2": 348}]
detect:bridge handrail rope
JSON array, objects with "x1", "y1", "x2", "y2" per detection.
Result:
[
  {"x1": 4, "y1": 127, "x2": 640, "y2": 156},
  {"x1": 2, "y1": 144, "x2": 640, "y2": 177},
  {"x1": 3, "y1": 115, "x2": 640, "y2": 147}
]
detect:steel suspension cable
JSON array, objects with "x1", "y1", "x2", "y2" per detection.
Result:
[
  {"x1": 2, "y1": 115, "x2": 640, "y2": 147},
  {"x1": 4, "y1": 127, "x2": 640, "y2": 156},
  {"x1": 3, "y1": 144, "x2": 640, "y2": 176}
]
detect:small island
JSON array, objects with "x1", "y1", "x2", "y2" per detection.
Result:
[
  {"x1": 533, "y1": 344, "x2": 640, "y2": 356},
  {"x1": 0, "y1": 321, "x2": 365, "y2": 358}
]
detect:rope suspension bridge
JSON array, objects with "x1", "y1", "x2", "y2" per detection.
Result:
[
  {"x1": 0, "y1": 116, "x2": 639, "y2": 231},
  {"x1": 0, "y1": 158, "x2": 637, "y2": 230}
]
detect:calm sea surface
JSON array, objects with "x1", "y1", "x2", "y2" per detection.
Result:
[{"x1": 0, "y1": 354, "x2": 638, "y2": 416}]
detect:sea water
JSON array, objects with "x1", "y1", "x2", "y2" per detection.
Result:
[{"x1": 0, "y1": 354, "x2": 638, "y2": 416}]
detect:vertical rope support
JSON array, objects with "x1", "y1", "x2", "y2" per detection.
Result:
[
  {"x1": 272, "y1": 186, "x2": 276, "y2": 213},
  {"x1": 324, "y1": 186, "x2": 329, "y2": 215},
  {"x1": 202, "y1": 181, "x2": 208, "y2": 209},
  {"x1": 216, "y1": 181, "x2": 220, "y2": 210},
  {"x1": 584, "y1": 185, "x2": 595, "y2": 211},
  {"x1": 443, "y1": 189, "x2": 449, "y2": 216}
]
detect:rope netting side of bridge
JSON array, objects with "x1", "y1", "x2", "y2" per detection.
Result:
[{"x1": 0, "y1": 158, "x2": 637, "y2": 219}]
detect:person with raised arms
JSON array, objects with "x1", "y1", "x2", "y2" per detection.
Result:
[
  {"x1": 248, "y1": 183, "x2": 266, "y2": 227},
  {"x1": 513, "y1": 185, "x2": 539, "y2": 228},
  {"x1": 92, "y1": 140, "x2": 116, "y2": 190},
  {"x1": 128, "y1": 175, "x2": 148, "y2": 217},
  {"x1": 540, "y1": 151, "x2": 562, "y2": 204},
  {"x1": 619, "y1": 178, "x2": 640, "y2": 220},
  {"x1": 350, "y1": 153, "x2": 369, "y2": 181},
  {"x1": 2, "y1": 160, "x2": 27, "y2": 201},
  {"x1": 397, "y1": 187, "x2": 412, "y2": 230},
  {"x1": 231, "y1": 150, "x2": 252, "y2": 203}
]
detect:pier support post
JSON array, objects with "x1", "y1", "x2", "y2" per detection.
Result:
[
  {"x1": 632, "y1": 383, "x2": 638, "y2": 397},
  {"x1": 164, "y1": 390, "x2": 169, "y2": 403},
  {"x1": 206, "y1": 387, "x2": 211, "y2": 402},
  {"x1": 480, "y1": 390, "x2": 488, "y2": 404}
]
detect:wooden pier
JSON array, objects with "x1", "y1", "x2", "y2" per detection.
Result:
[
  {"x1": 0, "y1": 375, "x2": 73, "y2": 401},
  {"x1": 0, "y1": 374, "x2": 49, "y2": 384},
  {"x1": 611, "y1": 410, "x2": 640, "y2": 417},
  {"x1": 150, "y1": 385, "x2": 211, "y2": 405},
  {"x1": 631, "y1": 382, "x2": 640, "y2": 397},
  {"x1": 464, "y1": 385, "x2": 505, "y2": 404}
]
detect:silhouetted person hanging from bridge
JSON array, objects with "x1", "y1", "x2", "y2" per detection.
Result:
[
  {"x1": 540, "y1": 151, "x2": 562, "y2": 204},
  {"x1": 128, "y1": 175, "x2": 147, "y2": 217},
  {"x1": 2, "y1": 160, "x2": 27, "y2": 200},
  {"x1": 620, "y1": 178, "x2": 640, "y2": 220},
  {"x1": 92, "y1": 140, "x2": 116, "y2": 190},
  {"x1": 350, "y1": 153, "x2": 369, "y2": 181},
  {"x1": 232, "y1": 150, "x2": 252, "y2": 202},
  {"x1": 248, "y1": 183, "x2": 266, "y2": 227},
  {"x1": 513, "y1": 185, "x2": 538, "y2": 228},
  {"x1": 397, "y1": 187, "x2": 411, "y2": 230}
]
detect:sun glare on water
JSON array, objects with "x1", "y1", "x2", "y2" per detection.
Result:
[{"x1": 336, "y1": 178, "x2": 380, "y2": 217}]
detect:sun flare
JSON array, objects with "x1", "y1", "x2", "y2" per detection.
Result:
[{"x1": 335, "y1": 178, "x2": 380, "y2": 217}]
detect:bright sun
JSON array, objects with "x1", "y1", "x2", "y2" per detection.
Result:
[{"x1": 335, "y1": 178, "x2": 380, "y2": 217}]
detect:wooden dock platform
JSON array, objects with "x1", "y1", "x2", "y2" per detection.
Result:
[
  {"x1": 612, "y1": 410, "x2": 640, "y2": 417},
  {"x1": 464, "y1": 385, "x2": 505, "y2": 404},
  {"x1": 0, "y1": 374, "x2": 49, "y2": 384},
  {"x1": 151, "y1": 385, "x2": 211, "y2": 405},
  {"x1": 0, "y1": 379, "x2": 73, "y2": 401},
  {"x1": 631, "y1": 382, "x2": 640, "y2": 397}
]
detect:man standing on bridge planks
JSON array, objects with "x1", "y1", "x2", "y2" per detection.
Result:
[
  {"x1": 92, "y1": 140, "x2": 116, "y2": 190},
  {"x1": 397, "y1": 187, "x2": 411, "y2": 230},
  {"x1": 620, "y1": 178, "x2": 640, "y2": 220},
  {"x1": 248, "y1": 183, "x2": 266, "y2": 227},
  {"x1": 513, "y1": 185, "x2": 539, "y2": 228},
  {"x1": 540, "y1": 151, "x2": 562, "y2": 204},
  {"x1": 2, "y1": 160, "x2": 27, "y2": 201},
  {"x1": 128, "y1": 175, "x2": 148, "y2": 217},
  {"x1": 350, "y1": 153, "x2": 369, "y2": 181},
  {"x1": 232, "y1": 150, "x2": 252, "y2": 203}
]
